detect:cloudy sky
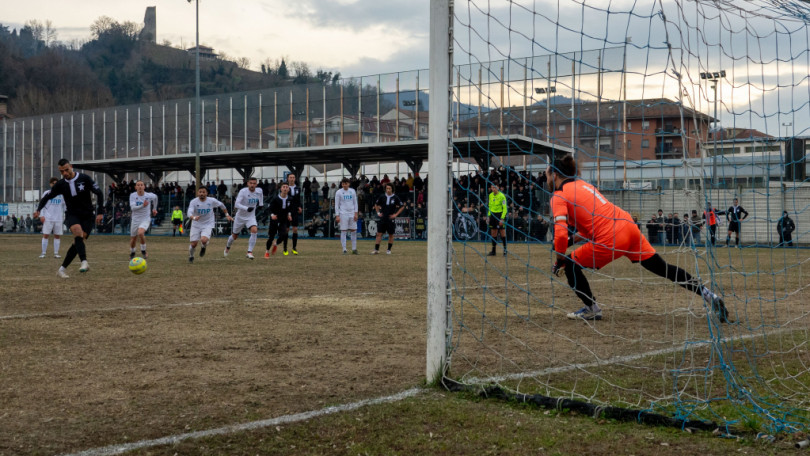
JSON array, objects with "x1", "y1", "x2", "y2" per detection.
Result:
[{"x1": 3, "y1": 0, "x2": 431, "y2": 78}]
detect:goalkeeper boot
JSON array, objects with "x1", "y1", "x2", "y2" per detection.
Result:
[
  {"x1": 712, "y1": 296, "x2": 731, "y2": 323},
  {"x1": 567, "y1": 304, "x2": 602, "y2": 321}
]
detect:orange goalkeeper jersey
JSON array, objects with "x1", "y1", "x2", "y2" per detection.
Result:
[{"x1": 550, "y1": 179, "x2": 636, "y2": 254}]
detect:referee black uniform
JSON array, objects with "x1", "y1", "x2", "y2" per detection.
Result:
[{"x1": 36, "y1": 169, "x2": 104, "y2": 271}]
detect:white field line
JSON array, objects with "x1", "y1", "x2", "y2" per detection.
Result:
[
  {"x1": 464, "y1": 326, "x2": 798, "y2": 385},
  {"x1": 0, "y1": 299, "x2": 232, "y2": 321},
  {"x1": 60, "y1": 387, "x2": 424, "y2": 456}
]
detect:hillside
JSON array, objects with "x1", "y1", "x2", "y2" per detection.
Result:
[{"x1": 0, "y1": 21, "x2": 336, "y2": 118}]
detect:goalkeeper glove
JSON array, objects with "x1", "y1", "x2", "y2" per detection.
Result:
[
  {"x1": 552, "y1": 260, "x2": 565, "y2": 277},
  {"x1": 247, "y1": 207, "x2": 254, "y2": 212}
]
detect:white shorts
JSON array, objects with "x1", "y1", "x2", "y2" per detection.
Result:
[
  {"x1": 338, "y1": 213, "x2": 356, "y2": 231},
  {"x1": 190, "y1": 224, "x2": 214, "y2": 242},
  {"x1": 42, "y1": 220, "x2": 64, "y2": 235},
  {"x1": 130, "y1": 217, "x2": 151, "y2": 235},
  {"x1": 232, "y1": 215, "x2": 257, "y2": 234}
]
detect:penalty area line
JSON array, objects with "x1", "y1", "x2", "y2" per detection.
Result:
[{"x1": 60, "y1": 387, "x2": 424, "y2": 456}]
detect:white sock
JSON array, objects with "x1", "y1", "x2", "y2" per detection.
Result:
[
  {"x1": 140, "y1": 244, "x2": 146, "y2": 252},
  {"x1": 248, "y1": 232, "x2": 257, "y2": 252},
  {"x1": 189, "y1": 245, "x2": 195, "y2": 256},
  {"x1": 701, "y1": 286, "x2": 717, "y2": 302},
  {"x1": 41, "y1": 238, "x2": 48, "y2": 255},
  {"x1": 131, "y1": 247, "x2": 136, "y2": 253},
  {"x1": 226, "y1": 236, "x2": 235, "y2": 248},
  {"x1": 340, "y1": 231, "x2": 347, "y2": 250},
  {"x1": 202, "y1": 241, "x2": 208, "y2": 248},
  {"x1": 350, "y1": 231, "x2": 357, "y2": 249},
  {"x1": 53, "y1": 239, "x2": 60, "y2": 253},
  {"x1": 59, "y1": 266, "x2": 66, "y2": 272}
]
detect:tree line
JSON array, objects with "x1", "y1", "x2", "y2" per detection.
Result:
[{"x1": 0, "y1": 17, "x2": 343, "y2": 118}]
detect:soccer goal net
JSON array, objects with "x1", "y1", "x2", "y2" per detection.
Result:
[{"x1": 428, "y1": 0, "x2": 810, "y2": 435}]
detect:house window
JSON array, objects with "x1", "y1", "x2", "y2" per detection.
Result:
[
  {"x1": 627, "y1": 122, "x2": 632, "y2": 130},
  {"x1": 642, "y1": 120, "x2": 650, "y2": 130},
  {"x1": 641, "y1": 139, "x2": 650, "y2": 148},
  {"x1": 559, "y1": 124, "x2": 566, "y2": 133}
]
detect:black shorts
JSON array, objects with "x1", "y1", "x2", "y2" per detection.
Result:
[
  {"x1": 172, "y1": 219, "x2": 182, "y2": 226},
  {"x1": 64, "y1": 214, "x2": 95, "y2": 237},
  {"x1": 488, "y1": 215, "x2": 505, "y2": 230},
  {"x1": 290, "y1": 212, "x2": 300, "y2": 227},
  {"x1": 728, "y1": 221, "x2": 740, "y2": 233},
  {"x1": 378, "y1": 217, "x2": 396, "y2": 235},
  {"x1": 268, "y1": 219, "x2": 290, "y2": 239}
]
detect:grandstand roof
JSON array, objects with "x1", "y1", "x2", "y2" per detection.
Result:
[{"x1": 72, "y1": 135, "x2": 571, "y2": 181}]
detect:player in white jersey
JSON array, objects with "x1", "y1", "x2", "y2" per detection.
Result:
[
  {"x1": 39, "y1": 177, "x2": 66, "y2": 258},
  {"x1": 129, "y1": 180, "x2": 159, "y2": 259},
  {"x1": 224, "y1": 177, "x2": 264, "y2": 259},
  {"x1": 334, "y1": 177, "x2": 359, "y2": 254},
  {"x1": 186, "y1": 186, "x2": 232, "y2": 263}
]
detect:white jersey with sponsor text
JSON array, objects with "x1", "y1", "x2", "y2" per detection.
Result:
[
  {"x1": 130, "y1": 191, "x2": 159, "y2": 223},
  {"x1": 334, "y1": 188, "x2": 358, "y2": 215},
  {"x1": 187, "y1": 196, "x2": 226, "y2": 229},
  {"x1": 40, "y1": 189, "x2": 66, "y2": 222},
  {"x1": 234, "y1": 187, "x2": 264, "y2": 217}
]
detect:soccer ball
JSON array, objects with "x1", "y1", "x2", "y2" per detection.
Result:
[{"x1": 129, "y1": 257, "x2": 147, "y2": 274}]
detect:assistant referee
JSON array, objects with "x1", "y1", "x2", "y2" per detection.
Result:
[{"x1": 487, "y1": 182, "x2": 508, "y2": 256}]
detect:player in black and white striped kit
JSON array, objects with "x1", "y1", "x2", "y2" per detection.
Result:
[
  {"x1": 34, "y1": 159, "x2": 104, "y2": 278},
  {"x1": 264, "y1": 183, "x2": 294, "y2": 257}
]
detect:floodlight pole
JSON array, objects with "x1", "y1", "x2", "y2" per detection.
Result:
[{"x1": 191, "y1": 0, "x2": 201, "y2": 190}]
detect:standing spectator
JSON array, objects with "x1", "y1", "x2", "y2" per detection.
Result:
[
  {"x1": 530, "y1": 215, "x2": 549, "y2": 242},
  {"x1": 303, "y1": 176, "x2": 312, "y2": 203},
  {"x1": 664, "y1": 213, "x2": 674, "y2": 245},
  {"x1": 725, "y1": 198, "x2": 749, "y2": 247},
  {"x1": 0, "y1": 216, "x2": 4, "y2": 232},
  {"x1": 690, "y1": 210, "x2": 703, "y2": 246},
  {"x1": 328, "y1": 182, "x2": 338, "y2": 202},
  {"x1": 12, "y1": 214, "x2": 18, "y2": 232},
  {"x1": 777, "y1": 211, "x2": 795, "y2": 247},
  {"x1": 311, "y1": 178, "x2": 320, "y2": 206},
  {"x1": 702, "y1": 204, "x2": 722, "y2": 246},
  {"x1": 655, "y1": 209, "x2": 665, "y2": 245},
  {"x1": 321, "y1": 181, "x2": 329, "y2": 209},
  {"x1": 671, "y1": 213, "x2": 682, "y2": 246},
  {"x1": 646, "y1": 214, "x2": 660, "y2": 244},
  {"x1": 217, "y1": 180, "x2": 228, "y2": 199},
  {"x1": 413, "y1": 173, "x2": 424, "y2": 193}
]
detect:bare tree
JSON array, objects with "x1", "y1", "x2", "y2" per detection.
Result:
[
  {"x1": 235, "y1": 56, "x2": 251, "y2": 69},
  {"x1": 44, "y1": 20, "x2": 58, "y2": 46},
  {"x1": 90, "y1": 16, "x2": 116, "y2": 39},
  {"x1": 24, "y1": 19, "x2": 44, "y2": 41}
]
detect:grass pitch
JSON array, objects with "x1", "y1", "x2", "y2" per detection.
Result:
[{"x1": 1, "y1": 234, "x2": 808, "y2": 455}]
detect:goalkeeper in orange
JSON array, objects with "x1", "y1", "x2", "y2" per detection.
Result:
[{"x1": 547, "y1": 154, "x2": 730, "y2": 323}]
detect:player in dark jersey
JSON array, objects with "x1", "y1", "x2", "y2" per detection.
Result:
[
  {"x1": 370, "y1": 183, "x2": 404, "y2": 255},
  {"x1": 34, "y1": 158, "x2": 104, "y2": 278},
  {"x1": 284, "y1": 173, "x2": 303, "y2": 255},
  {"x1": 264, "y1": 183, "x2": 294, "y2": 257},
  {"x1": 725, "y1": 198, "x2": 749, "y2": 247}
]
